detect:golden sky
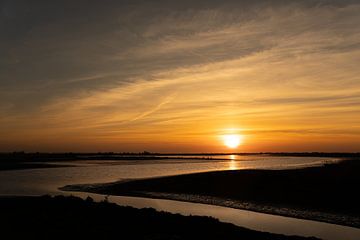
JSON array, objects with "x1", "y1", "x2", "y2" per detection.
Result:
[{"x1": 1, "y1": 1, "x2": 360, "y2": 152}]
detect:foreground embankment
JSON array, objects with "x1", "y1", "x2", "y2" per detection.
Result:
[
  {"x1": 0, "y1": 195, "x2": 319, "y2": 240},
  {"x1": 62, "y1": 159, "x2": 360, "y2": 228}
]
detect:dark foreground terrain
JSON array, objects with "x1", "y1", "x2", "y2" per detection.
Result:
[
  {"x1": 0, "y1": 195, "x2": 319, "y2": 240},
  {"x1": 63, "y1": 159, "x2": 360, "y2": 227}
]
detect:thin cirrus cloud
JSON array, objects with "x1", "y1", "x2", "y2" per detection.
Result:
[{"x1": 0, "y1": 0, "x2": 360, "y2": 152}]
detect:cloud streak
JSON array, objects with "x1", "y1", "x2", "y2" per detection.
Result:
[{"x1": 1, "y1": 0, "x2": 360, "y2": 151}]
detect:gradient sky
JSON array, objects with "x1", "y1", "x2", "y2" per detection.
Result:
[{"x1": 1, "y1": 0, "x2": 360, "y2": 152}]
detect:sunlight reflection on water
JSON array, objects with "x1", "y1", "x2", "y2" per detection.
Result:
[
  {"x1": 0, "y1": 156, "x2": 340, "y2": 196},
  {"x1": 0, "y1": 156, "x2": 352, "y2": 240}
]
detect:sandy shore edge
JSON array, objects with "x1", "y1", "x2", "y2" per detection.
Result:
[{"x1": 61, "y1": 183, "x2": 360, "y2": 229}]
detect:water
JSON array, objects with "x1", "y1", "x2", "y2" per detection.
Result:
[
  {"x1": 72, "y1": 192, "x2": 360, "y2": 240},
  {"x1": 0, "y1": 155, "x2": 337, "y2": 195},
  {"x1": 1, "y1": 155, "x2": 359, "y2": 239}
]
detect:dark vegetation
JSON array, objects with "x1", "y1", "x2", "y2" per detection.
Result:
[
  {"x1": 65, "y1": 160, "x2": 360, "y2": 223},
  {"x1": 0, "y1": 195, "x2": 320, "y2": 240}
]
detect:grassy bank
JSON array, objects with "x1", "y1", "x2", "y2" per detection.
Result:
[
  {"x1": 0, "y1": 195, "x2": 319, "y2": 240},
  {"x1": 62, "y1": 159, "x2": 360, "y2": 228}
]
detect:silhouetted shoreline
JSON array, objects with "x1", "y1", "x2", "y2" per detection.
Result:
[
  {"x1": 1, "y1": 151, "x2": 357, "y2": 171},
  {"x1": 62, "y1": 159, "x2": 360, "y2": 228},
  {"x1": 0, "y1": 162, "x2": 74, "y2": 171},
  {"x1": 2, "y1": 151, "x2": 359, "y2": 162},
  {"x1": 0, "y1": 195, "x2": 319, "y2": 240}
]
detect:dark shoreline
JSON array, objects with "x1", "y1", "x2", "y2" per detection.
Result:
[
  {"x1": 0, "y1": 151, "x2": 351, "y2": 171},
  {"x1": 0, "y1": 195, "x2": 319, "y2": 240},
  {"x1": 2, "y1": 151, "x2": 357, "y2": 162},
  {"x1": 61, "y1": 159, "x2": 360, "y2": 228},
  {"x1": 0, "y1": 162, "x2": 74, "y2": 171}
]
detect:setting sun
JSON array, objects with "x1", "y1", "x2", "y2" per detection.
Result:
[{"x1": 222, "y1": 134, "x2": 243, "y2": 149}]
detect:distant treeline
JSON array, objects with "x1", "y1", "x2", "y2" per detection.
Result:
[{"x1": 0, "y1": 151, "x2": 359, "y2": 163}]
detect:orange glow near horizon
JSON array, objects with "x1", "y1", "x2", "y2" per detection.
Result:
[{"x1": 1, "y1": 1, "x2": 360, "y2": 153}]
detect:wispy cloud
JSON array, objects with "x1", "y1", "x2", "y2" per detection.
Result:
[{"x1": 1, "y1": 0, "x2": 360, "y2": 151}]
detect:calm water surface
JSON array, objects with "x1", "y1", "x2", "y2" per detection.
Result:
[
  {"x1": 1, "y1": 155, "x2": 359, "y2": 240},
  {"x1": 0, "y1": 155, "x2": 338, "y2": 195},
  {"x1": 73, "y1": 193, "x2": 360, "y2": 240}
]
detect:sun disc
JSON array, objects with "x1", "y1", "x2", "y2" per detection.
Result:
[{"x1": 223, "y1": 134, "x2": 242, "y2": 149}]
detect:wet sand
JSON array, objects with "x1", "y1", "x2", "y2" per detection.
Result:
[{"x1": 62, "y1": 159, "x2": 360, "y2": 228}]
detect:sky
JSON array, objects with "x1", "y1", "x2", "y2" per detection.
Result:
[{"x1": 1, "y1": 0, "x2": 360, "y2": 152}]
